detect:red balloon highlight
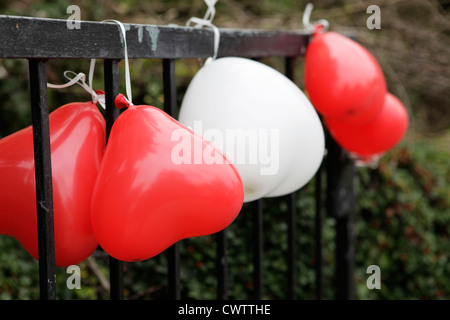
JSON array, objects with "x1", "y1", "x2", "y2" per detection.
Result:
[
  {"x1": 305, "y1": 31, "x2": 387, "y2": 124},
  {"x1": 325, "y1": 93, "x2": 409, "y2": 157}
]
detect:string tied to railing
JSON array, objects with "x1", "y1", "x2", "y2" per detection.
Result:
[
  {"x1": 186, "y1": 0, "x2": 220, "y2": 63},
  {"x1": 47, "y1": 59, "x2": 105, "y2": 108},
  {"x1": 47, "y1": 19, "x2": 133, "y2": 108},
  {"x1": 102, "y1": 19, "x2": 133, "y2": 107},
  {"x1": 302, "y1": 3, "x2": 329, "y2": 35}
]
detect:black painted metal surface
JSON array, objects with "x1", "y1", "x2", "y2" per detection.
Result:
[
  {"x1": 326, "y1": 131, "x2": 357, "y2": 300},
  {"x1": 253, "y1": 199, "x2": 264, "y2": 299},
  {"x1": 103, "y1": 59, "x2": 124, "y2": 300},
  {"x1": 286, "y1": 193, "x2": 297, "y2": 300},
  {"x1": 284, "y1": 57, "x2": 297, "y2": 300},
  {"x1": 104, "y1": 59, "x2": 121, "y2": 140},
  {"x1": 163, "y1": 58, "x2": 181, "y2": 300},
  {"x1": 216, "y1": 229, "x2": 228, "y2": 300},
  {"x1": 315, "y1": 163, "x2": 324, "y2": 300},
  {"x1": 0, "y1": 16, "x2": 309, "y2": 59},
  {"x1": 28, "y1": 59, "x2": 56, "y2": 300}
]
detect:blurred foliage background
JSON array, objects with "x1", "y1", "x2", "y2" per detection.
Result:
[{"x1": 0, "y1": 0, "x2": 449, "y2": 300}]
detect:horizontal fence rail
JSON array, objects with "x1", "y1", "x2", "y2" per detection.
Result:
[
  {"x1": 0, "y1": 15, "x2": 356, "y2": 300},
  {"x1": 0, "y1": 15, "x2": 310, "y2": 59}
]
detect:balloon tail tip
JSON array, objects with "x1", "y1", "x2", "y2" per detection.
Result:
[{"x1": 115, "y1": 93, "x2": 131, "y2": 110}]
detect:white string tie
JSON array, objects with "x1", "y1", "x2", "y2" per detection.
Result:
[
  {"x1": 47, "y1": 59, "x2": 105, "y2": 109},
  {"x1": 186, "y1": 0, "x2": 220, "y2": 62},
  {"x1": 102, "y1": 19, "x2": 133, "y2": 106},
  {"x1": 47, "y1": 19, "x2": 133, "y2": 109},
  {"x1": 302, "y1": 3, "x2": 329, "y2": 33}
]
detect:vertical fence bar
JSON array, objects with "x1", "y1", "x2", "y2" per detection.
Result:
[
  {"x1": 28, "y1": 59, "x2": 56, "y2": 300},
  {"x1": 325, "y1": 131, "x2": 356, "y2": 300},
  {"x1": 163, "y1": 59, "x2": 178, "y2": 117},
  {"x1": 284, "y1": 57, "x2": 297, "y2": 300},
  {"x1": 335, "y1": 206, "x2": 355, "y2": 300},
  {"x1": 104, "y1": 60, "x2": 121, "y2": 140},
  {"x1": 216, "y1": 230, "x2": 228, "y2": 300},
  {"x1": 286, "y1": 193, "x2": 297, "y2": 299},
  {"x1": 163, "y1": 58, "x2": 181, "y2": 300},
  {"x1": 104, "y1": 59, "x2": 124, "y2": 300},
  {"x1": 167, "y1": 243, "x2": 180, "y2": 299},
  {"x1": 284, "y1": 56, "x2": 295, "y2": 80},
  {"x1": 315, "y1": 162, "x2": 324, "y2": 299},
  {"x1": 253, "y1": 199, "x2": 263, "y2": 299},
  {"x1": 332, "y1": 34, "x2": 358, "y2": 301}
]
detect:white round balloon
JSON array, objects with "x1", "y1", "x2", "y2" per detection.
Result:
[{"x1": 178, "y1": 57, "x2": 325, "y2": 202}]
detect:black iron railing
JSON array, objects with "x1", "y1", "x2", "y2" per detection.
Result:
[{"x1": 0, "y1": 15, "x2": 356, "y2": 300}]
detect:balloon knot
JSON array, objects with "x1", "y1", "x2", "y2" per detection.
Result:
[
  {"x1": 313, "y1": 24, "x2": 325, "y2": 36},
  {"x1": 115, "y1": 93, "x2": 131, "y2": 110}
]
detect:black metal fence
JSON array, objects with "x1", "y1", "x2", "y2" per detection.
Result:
[{"x1": 0, "y1": 15, "x2": 356, "y2": 300}]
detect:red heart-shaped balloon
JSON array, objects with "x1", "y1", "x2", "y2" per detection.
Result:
[
  {"x1": 325, "y1": 93, "x2": 409, "y2": 157},
  {"x1": 90, "y1": 96, "x2": 244, "y2": 262},
  {"x1": 0, "y1": 102, "x2": 106, "y2": 267},
  {"x1": 304, "y1": 31, "x2": 387, "y2": 125}
]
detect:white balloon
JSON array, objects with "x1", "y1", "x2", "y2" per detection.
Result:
[{"x1": 178, "y1": 57, "x2": 325, "y2": 202}]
